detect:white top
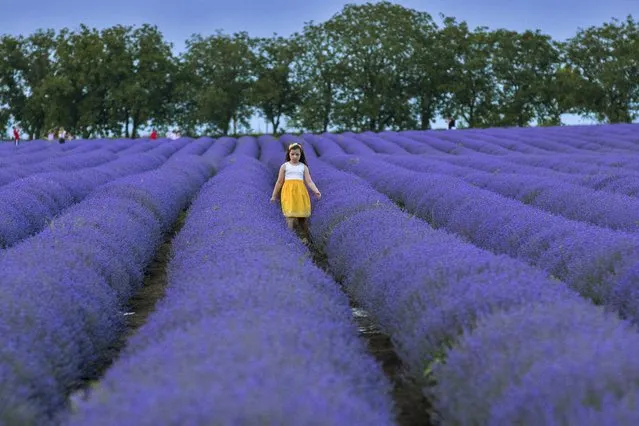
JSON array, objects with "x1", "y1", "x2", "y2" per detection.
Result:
[{"x1": 284, "y1": 162, "x2": 305, "y2": 181}]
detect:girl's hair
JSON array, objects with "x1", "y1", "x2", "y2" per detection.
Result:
[{"x1": 285, "y1": 142, "x2": 308, "y2": 166}]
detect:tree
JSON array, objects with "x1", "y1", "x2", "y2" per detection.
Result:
[
  {"x1": 50, "y1": 25, "x2": 107, "y2": 137},
  {"x1": 289, "y1": 22, "x2": 343, "y2": 133},
  {"x1": 322, "y1": 2, "x2": 422, "y2": 131},
  {"x1": 406, "y1": 10, "x2": 443, "y2": 129},
  {"x1": 490, "y1": 29, "x2": 563, "y2": 127},
  {"x1": 101, "y1": 25, "x2": 136, "y2": 137},
  {"x1": 438, "y1": 19, "x2": 498, "y2": 128},
  {"x1": 123, "y1": 25, "x2": 175, "y2": 137},
  {"x1": 251, "y1": 35, "x2": 300, "y2": 134},
  {"x1": 179, "y1": 31, "x2": 255, "y2": 135},
  {"x1": 19, "y1": 30, "x2": 59, "y2": 138},
  {"x1": 564, "y1": 16, "x2": 639, "y2": 123},
  {"x1": 0, "y1": 35, "x2": 28, "y2": 136}
]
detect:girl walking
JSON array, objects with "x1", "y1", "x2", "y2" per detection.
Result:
[{"x1": 270, "y1": 142, "x2": 321, "y2": 243}]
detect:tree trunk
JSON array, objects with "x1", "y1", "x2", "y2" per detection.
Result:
[
  {"x1": 124, "y1": 113, "x2": 130, "y2": 138},
  {"x1": 271, "y1": 116, "x2": 280, "y2": 134},
  {"x1": 322, "y1": 82, "x2": 332, "y2": 133},
  {"x1": 232, "y1": 112, "x2": 238, "y2": 135},
  {"x1": 420, "y1": 94, "x2": 433, "y2": 130},
  {"x1": 131, "y1": 112, "x2": 139, "y2": 138}
]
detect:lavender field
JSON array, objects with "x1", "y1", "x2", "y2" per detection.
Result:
[{"x1": 2, "y1": 124, "x2": 639, "y2": 426}]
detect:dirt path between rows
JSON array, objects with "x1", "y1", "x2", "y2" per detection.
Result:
[{"x1": 305, "y1": 238, "x2": 434, "y2": 426}]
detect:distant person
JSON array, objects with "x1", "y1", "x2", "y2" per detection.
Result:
[
  {"x1": 58, "y1": 128, "x2": 66, "y2": 144},
  {"x1": 150, "y1": 129, "x2": 158, "y2": 140},
  {"x1": 270, "y1": 142, "x2": 321, "y2": 244},
  {"x1": 447, "y1": 117, "x2": 456, "y2": 130},
  {"x1": 47, "y1": 130, "x2": 55, "y2": 141},
  {"x1": 12, "y1": 126, "x2": 20, "y2": 146}
]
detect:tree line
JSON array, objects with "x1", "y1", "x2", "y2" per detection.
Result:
[{"x1": 1, "y1": 1, "x2": 638, "y2": 139}]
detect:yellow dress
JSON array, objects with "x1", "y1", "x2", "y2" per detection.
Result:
[{"x1": 281, "y1": 162, "x2": 311, "y2": 218}]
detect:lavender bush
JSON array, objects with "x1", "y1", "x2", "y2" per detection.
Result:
[
  {"x1": 0, "y1": 136, "x2": 199, "y2": 249},
  {"x1": 66, "y1": 157, "x2": 396, "y2": 426},
  {"x1": 380, "y1": 154, "x2": 639, "y2": 232},
  {"x1": 0, "y1": 150, "x2": 173, "y2": 248},
  {"x1": 304, "y1": 157, "x2": 639, "y2": 425},
  {"x1": 304, "y1": 159, "x2": 574, "y2": 368},
  {"x1": 0, "y1": 155, "x2": 214, "y2": 424},
  {"x1": 378, "y1": 131, "x2": 443, "y2": 154},
  {"x1": 232, "y1": 135, "x2": 260, "y2": 158},
  {"x1": 433, "y1": 299, "x2": 639, "y2": 425},
  {"x1": 319, "y1": 153, "x2": 639, "y2": 322},
  {"x1": 351, "y1": 132, "x2": 408, "y2": 154},
  {"x1": 323, "y1": 133, "x2": 377, "y2": 155}
]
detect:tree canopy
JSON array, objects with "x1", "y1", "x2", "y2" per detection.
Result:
[{"x1": 0, "y1": 2, "x2": 637, "y2": 138}]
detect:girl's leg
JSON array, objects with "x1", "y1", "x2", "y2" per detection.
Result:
[
  {"x1": 298, "y1": 218, "x2": 311, "y2": 243},
  {"x1": 285, "y1": 217, "x2": 296, "y2": 230}
]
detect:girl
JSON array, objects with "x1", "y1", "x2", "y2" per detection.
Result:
[{"x1": 270, "y1": 142, "x2": 321, "y2": 243}]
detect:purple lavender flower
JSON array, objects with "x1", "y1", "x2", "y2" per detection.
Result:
[
  {"x1": 0, "y1": 153, "x2": 213, "y2": 423},
  {"x1": 305, "y1": 156, "x2": 639, "y2": 425},
  {"x1": 67, "y1": 158, "x2": 396, "y2": 425},
  {"x1": 320, "y1": 153, "x2": 639, "y2": 322},
  {"x1": 432, "y1": 299, "x2": 639, "y2": 425},
  {"x1": 380, "y1": 153, "x2": 639, "y2": 232}
]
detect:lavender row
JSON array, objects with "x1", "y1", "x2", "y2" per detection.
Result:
[
  {"x1": 303, "y1": 157, "x2": 639, "y2": 425},
  {"x1": 433, "y1": 153, "x2": 639, "y2": 198},
  {"x1": 406, "y1": 130, "x2": 534, "y2": 155},
  {"x1": 0, "y1": 137, "x2": 202, "y2": 188},
  {"x1": 317, "y1": 152, "x2": 639, "y2": 323},
  {"x1": 0, "y1": 147, "x2": 177, "y2": 248},
  {"x1": 370, "y1": 125, "x2": 638, "y2": 157},
  {"x1": 379, "y1": 154, "x2": 639, "y2": 233},
  {"x1": 385, "y1": 130, "x2": 522, "y2": 155},
  {"x1": 0, "y1": 154, "x2": 214, "y2": 425},
  {"x1": 0, "y1": 145, "x2": 117, "y2": 187},
  {"x1": 67, "y1": 157, "x2": 396, "y2": 426},
  {"x1": 366, "y1": 132, "x2": 442, "y2": 154},
  {"x1": 455, "y1": 128, "x2": 635, "y2": 153},
  {"x1": 502, "y1": 152, "x2": 639, "y2": 175},
  {"x1": 401, "y1": 130, "x2": 575, "y2": 156},
  {"x1": 387, "y1": 132, "x2": 639, "y2": 177},
  {"x1": 0, "y1": 136, "x2": 212, "y2": 249},
  {"x1": 0, "y1": 139, "x2": 142, "y2": 186},
  {"x1": 413, "y1": 124, "x2": 638, "y2": 154}
]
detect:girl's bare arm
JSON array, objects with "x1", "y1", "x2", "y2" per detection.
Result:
[
  {"x1": 304, "y1": 167, "x2": 321, "y2": 198},
  {"x1": 271, "y1": 165, "x2": 286, "y2": 200}
]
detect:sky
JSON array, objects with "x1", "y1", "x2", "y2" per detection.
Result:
[{"x1": 2, "y1": 0, "x2": 638, "y2": 131}]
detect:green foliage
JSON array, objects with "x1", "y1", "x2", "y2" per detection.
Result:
[
  {"x1": 564, "y1": 16, "x2": 639, "y2": 123},
  {"x1": 0, "y1": 6, "x2": 637, "y2": 138},
  {"x1": 251, "y1": 35, "x2": 300, "y2": 134},
  {"x1": 321, "y1": 2, "x2": 424, "y2": 131},
  {"x1": 288, "y1": 22, "x2": 343, "y2": 133},
  {"x1": 178, "y1": 31, "x2": 254, "y2": 135},
  {"x1": 438, "y1": 19, "x2": 499, "y2": 128}
]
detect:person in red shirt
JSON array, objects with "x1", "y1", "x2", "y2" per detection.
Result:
[
  {"x1": 150, "y1": 129, "x2": 158, "y2": 140},
  {"x1": 12, "y1": 127, "x2": 20, "y2": 146}
]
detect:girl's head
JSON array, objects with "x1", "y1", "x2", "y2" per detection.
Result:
[{"x1": 286, "y1": 142, "x2": 307, "y2": 165}]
